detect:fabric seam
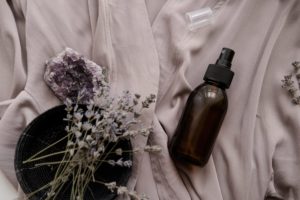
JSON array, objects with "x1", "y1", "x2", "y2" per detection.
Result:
[
  {"x1": 102, "y1": 0, "x2": 117, "y2": 95},
  {"x1": 23, "y1": 89, "x2": 43, "y2": 113}
]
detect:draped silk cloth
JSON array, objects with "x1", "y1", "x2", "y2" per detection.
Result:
[{"x1": 0, "y1": 0, "x2": 299, "y2": 199}]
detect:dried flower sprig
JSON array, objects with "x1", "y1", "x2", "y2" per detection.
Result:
[
  {"x1": 93, "y1": 181, "x2": 149, "y2": 200},
  {"x1": 292, "y1": 61, "x2": 300, "y2": 72},
  {"x1": 281, "y1": 61, "x2": 300, "y2": 105}
]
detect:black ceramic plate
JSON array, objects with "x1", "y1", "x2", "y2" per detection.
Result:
[{"x1": 15, "y1": 105, "x2": 132, "y2": 200}]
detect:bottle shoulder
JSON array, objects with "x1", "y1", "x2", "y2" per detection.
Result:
[
  {"x1": 190, "y1": 83, "x2": 228, "y2": 107},
  {"x1": 194, "y1": 83, "x2": 227, "y2": 96}
]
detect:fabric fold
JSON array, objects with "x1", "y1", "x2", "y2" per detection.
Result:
[{"x1": 0, "y1": 0, "x2": 26, "y2": 102}]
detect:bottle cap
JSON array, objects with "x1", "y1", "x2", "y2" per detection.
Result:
[{"x1": 204, "y1": 48, "x2": 235, "y2": 88}]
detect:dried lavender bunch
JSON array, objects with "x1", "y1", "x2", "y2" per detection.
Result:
[
  {"x1": 23, "y1": 91, "x2": 160, "y2": 200},
  {"x1": 281, "y1": 61, "x2": 300, "y2": 105}
]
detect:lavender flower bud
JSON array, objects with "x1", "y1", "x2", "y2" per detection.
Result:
[
  {"x1": 144, "y1": 145, "x2": 162, "y2": 153},
  {"x1": 116, "y1": 158, "x2": 123, "y2": 166},
  {"x1": 85, "y1": 110, "x2": 94, "y2": 119},
  {"x1": 86, "y1": 135, "x2": 93, "y2": 143},
  {"x1": 108, "y1": 160, "x2": 116, "y2": 166},
  {"x1": 82, "y1": 122, "x2": 92, "y2": 131},
  {"x1": 115, "y1": 148, "x2": 123, "y2": 156},
  {"x1": 123, "y1": 160, "x2": 132, "y2": 168},
  {"x1": 93, "y1": 151, "x2": 100, "y2": 159},
  {"x1": 292, "y1": 61, "x2": 300, "y2": 72},
  {"x1": 74, "y1": 112, "x2": 83, "y2": 121},
  {"x1": 117, "y1": 186, "x2": 128, "y2": 195},
  {"x1": 75, "y1": 131, "x2": 82, "y2": 138},
  {"x1": 69, "y1": 149, "x2": 75, "y2": 156},
  {"x1": 104, "y1": 182, "x2": 117, "y2": 192},
  {"x1": 97, "y1": 144, "x2": 105, "y2": 153},
  {"x1": 76, "y1": 122, "x2": 82, "y2": 129},
  {"x1": 67, "y1": 141, "x2": 74, "y2": 147},
  {"x1": 128, "y1": 191, "x2": 139, "y2": 200},
  {"x1": 78, "y1": 141, "x2": 88, "y2": 149}
]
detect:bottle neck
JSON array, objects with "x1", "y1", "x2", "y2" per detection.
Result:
[{"x1": 205, "y1": 80, "x2": 226, "y2": 90}]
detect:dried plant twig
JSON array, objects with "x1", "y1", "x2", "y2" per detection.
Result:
[{"x1": 281, "y1": 61, "x2": 300, "y2": 105}]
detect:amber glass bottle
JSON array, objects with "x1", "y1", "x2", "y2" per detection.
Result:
[{"x1": 169, "y1": 48, "x2": 235, "y2": 167}]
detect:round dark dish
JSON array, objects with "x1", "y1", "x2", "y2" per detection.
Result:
[{"x1": 15, "y1": 105, "x2": 132, "y2": 200}]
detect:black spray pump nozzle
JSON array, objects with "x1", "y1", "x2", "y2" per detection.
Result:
[
  {"x1": 203, "y1": 47, "x2": 235, "y2": 89},
  {"x1": 215, "y1": 48, "x2": 235, "y2": 68}
]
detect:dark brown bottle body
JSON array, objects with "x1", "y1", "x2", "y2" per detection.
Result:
[{"x1": 169, "y1": 81, "x2": 228, "y2": 167}]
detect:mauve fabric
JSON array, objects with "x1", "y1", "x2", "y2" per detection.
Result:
[{"x1": 0, "y1": 0, "x2": 299, "y2": 199}]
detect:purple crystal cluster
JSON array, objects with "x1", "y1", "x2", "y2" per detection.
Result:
[{"x1": 44, "y1": 48, "x2": 106, "y2": 103}]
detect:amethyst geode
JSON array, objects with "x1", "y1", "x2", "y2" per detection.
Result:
[{"x1": 44, "y1": 48, "x2": 106, "y2": 104}]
